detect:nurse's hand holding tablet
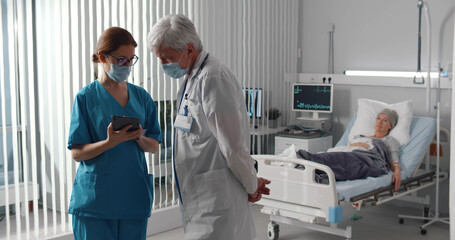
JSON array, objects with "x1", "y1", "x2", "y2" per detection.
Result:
[{"x1": 109, "y1": 115, "x2": 142, "y2": 143}]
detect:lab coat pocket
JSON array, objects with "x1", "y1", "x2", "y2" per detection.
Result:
[
  {"x1": 194, "y1": 168, "x2": 232, "y2": 213},
  {"x1": 187, "y1": 105, "x2": 212, "y2": 143},
  {"x1": 71, "y1": 172, "x2": 109, "y2": 213}
]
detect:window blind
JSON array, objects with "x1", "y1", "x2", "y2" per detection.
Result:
[{"x1": 0, "y1": 0, "x2": 298, "y2": 238}]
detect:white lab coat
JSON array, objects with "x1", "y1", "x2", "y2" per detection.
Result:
[{"x1": 174, "y1": 50, "x2": 258, "y2": 240}]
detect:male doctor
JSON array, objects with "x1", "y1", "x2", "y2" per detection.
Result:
[{"x1": 147, "y1": 14, "x2": 270, "y2": 240}]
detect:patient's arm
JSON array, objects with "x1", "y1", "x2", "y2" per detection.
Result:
[
  {"x1": 349, "y1": 142, "x2": 370, "y2": 149},
  {"x1": 382, "y1": 135, "x2": 401, "y2": 191},
  {"x1": 391, "y1": 162, "x2": 402, "y2": 191}
]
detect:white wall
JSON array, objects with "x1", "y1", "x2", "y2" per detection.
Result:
[{"x1": 299, "y1": 0, "x2": 454, "y2": 74}]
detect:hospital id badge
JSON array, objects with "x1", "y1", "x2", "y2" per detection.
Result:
[{"x1": 174, "y1": 114, "x2": 193, "y2": 132}]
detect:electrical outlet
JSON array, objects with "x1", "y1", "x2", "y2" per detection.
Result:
[{"x1": 301, "y1": 74, "x2": 337, "y2": 84}]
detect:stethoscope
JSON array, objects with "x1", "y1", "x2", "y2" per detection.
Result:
[
  {"x1": 177, "y1": 53, "x2": 209, "y2": 116},
  {"x1": 173, "y1": 53, "x2": 209, "y2": 204}
]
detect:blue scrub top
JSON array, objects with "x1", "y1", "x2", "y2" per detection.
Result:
[{"x1": 67, "y1": 81, "x2": 162, "y2": 219}]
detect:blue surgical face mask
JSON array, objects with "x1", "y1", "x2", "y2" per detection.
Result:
[
  {"x1": 107, "y1": 64, "x2": 132, "y2": 82},
  {"x1": 161, "y1": 51, "x2": 189, "y2": 79}
]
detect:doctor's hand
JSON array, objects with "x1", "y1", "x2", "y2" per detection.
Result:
[
  {"x1": 106, "y1": 123, "x2": 143, "y2": 147},
  {"x1": 248, "y1": 177, "x2": 271, "y2": 203}
]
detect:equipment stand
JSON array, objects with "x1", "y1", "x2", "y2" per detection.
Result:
[{"x1": 398, "y1": 69, "x2": 449, "y2": 235}]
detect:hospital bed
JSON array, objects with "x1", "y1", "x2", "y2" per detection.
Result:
[{"x1": 254, "y1": 115, "x2": 441, "y2": 240}]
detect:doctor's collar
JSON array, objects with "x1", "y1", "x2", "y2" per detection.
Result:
[{"x1": 188, "y1": 50, "x2": 208, "y2": 79}]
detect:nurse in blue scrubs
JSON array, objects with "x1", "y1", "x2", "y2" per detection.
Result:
[{"x1": 67, "y1": 27, "x2": 162, "y2": 240}]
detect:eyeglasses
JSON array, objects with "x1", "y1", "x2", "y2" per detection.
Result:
[{"x1": 106, "y1": 54, "x2": 139, "y2": 66}]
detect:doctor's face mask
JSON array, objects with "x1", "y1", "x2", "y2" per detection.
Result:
[{"x1": 161, "y1": 50, "x2": 189, "y2": 79}]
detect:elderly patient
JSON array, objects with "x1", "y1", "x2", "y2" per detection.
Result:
[{"x1": 298, "y1": 108, "x2": 402, "y2": 191}]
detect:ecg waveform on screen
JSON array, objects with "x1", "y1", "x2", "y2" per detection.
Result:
[
  {"x1": 295, "y1": 103, "x2": 331, "y2": 110},
  {"x1": 293, "y1": 85, "x2": 332, "y2": 111},
  {"x1": 294, "y1": 86, "x2": 331, "y2": 94}
]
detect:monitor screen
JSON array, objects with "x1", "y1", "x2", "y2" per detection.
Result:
[
  {"x1": 292, "y1": 83, "x2": 333, "y2": 113},
  {"x1": 243, "y1": 88, "x2": 262, "y2": 118}
]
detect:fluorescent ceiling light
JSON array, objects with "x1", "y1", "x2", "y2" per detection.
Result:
[{"x1": 344, "y1": 70, "x2": 439, "y2": 78}]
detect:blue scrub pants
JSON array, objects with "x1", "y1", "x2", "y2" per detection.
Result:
[{"x1": 72, "y1": 215, "x2": 148, "y2": 240}]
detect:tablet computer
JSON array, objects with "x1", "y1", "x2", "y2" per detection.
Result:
[{"x1": 112, "y1": 116, "x2": 140, "y2": 131}]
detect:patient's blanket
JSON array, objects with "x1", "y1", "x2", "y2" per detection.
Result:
[{"x1": 296, "y1": 139, "x2": 390, "y2": 182}]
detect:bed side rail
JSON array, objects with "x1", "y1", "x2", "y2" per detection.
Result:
[
  {"x1": 350, "y1": 171, "x2": 436, "y2": 205},
  {"x1": 253, "y1": 154, "x2": 340, "y2": 222}
]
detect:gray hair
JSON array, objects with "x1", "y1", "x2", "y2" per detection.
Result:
[{"x1": 147, "y1": 14, "x2": 203, "y2": 53}]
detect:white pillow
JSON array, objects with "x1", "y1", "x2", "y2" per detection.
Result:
[{"x1": 348, "y1": 99, "x2": 413, "y2": 146}]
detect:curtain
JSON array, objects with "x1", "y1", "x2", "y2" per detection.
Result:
[{"x1": 193, "y1": 0, "x2": 298, "y2": 128}]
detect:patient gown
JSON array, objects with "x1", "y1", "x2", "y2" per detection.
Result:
[{"x1": 297, "y1": 138, "x2": 391, "y2": 182}]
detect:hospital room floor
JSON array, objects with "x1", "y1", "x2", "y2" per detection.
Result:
[{"x1": 148, "y1": 202, "x2": 449, "y2": 240}]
